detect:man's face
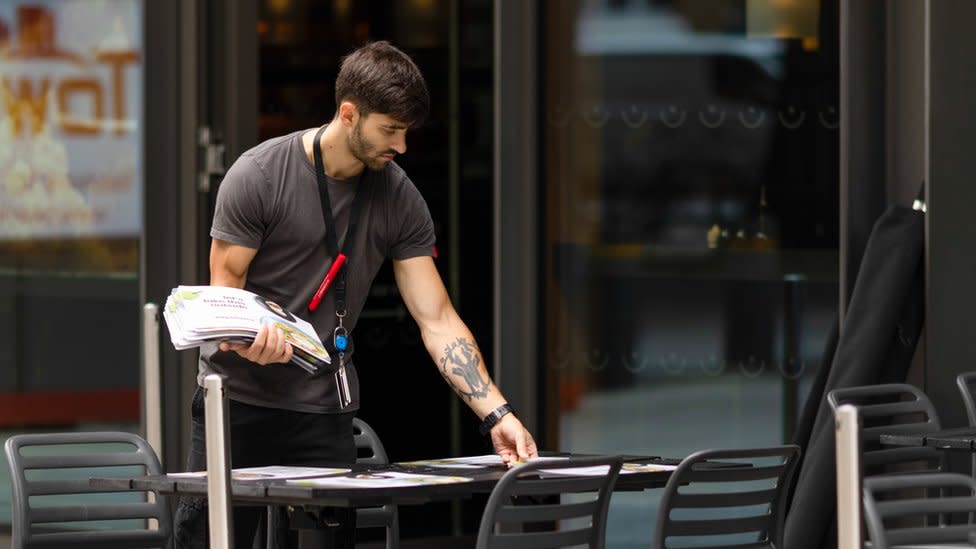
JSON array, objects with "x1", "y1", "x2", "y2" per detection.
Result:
[{"x1": 348, "y1": 113, "x2": 408, "y2": 170}]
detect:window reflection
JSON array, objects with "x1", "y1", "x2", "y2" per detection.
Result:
[
  {"x1": 544, "y1": 2, "x2": 837, "y2": 542},
  {"x1": 0, "y1": 1, "x2": 142, "y2": 440},
  {"x1": 0, "y1": 1, "x2": 141, "y2": 274}
]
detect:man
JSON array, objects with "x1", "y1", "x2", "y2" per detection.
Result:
[{"x1": 173, "y1": 41, "x2": 537, "y2": 548}]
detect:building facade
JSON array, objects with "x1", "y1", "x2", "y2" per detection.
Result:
[{"x1": 2, "y1": 0, "x2": 975, "y2": 545}]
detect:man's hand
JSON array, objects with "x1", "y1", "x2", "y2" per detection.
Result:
[
  {"x1": 219, "y1": 324, "x2": 293, "y2": 365},
  {"x1": 490, "y1": 414, "x2": 538, "y2": 466}
]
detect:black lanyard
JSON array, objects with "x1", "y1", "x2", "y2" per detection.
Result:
[{"x1": 311, "y1": 125, "x2": 366, "y2": 316}]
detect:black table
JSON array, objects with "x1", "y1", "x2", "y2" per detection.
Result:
[
  {"x1": 93, "y1": 453, "x2": 677, "y2": 507},
  {"x1": 92, "y1": 453, "x2": 679, "y2": 546},
  {"x1": 880, "y1": 427, "x2": 976, "y2": 451}
]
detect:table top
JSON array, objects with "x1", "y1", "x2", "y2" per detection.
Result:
[
  {"x1": 91, "y1": 454, "x2": 680, "y2": 509},
  {"x1": 880, "y1": 426, "x2": 976, "y2": 451}
]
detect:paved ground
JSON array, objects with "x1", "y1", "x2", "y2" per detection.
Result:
[{"x1": 563, "y1": 375, "x2": 783, "y2": 548}]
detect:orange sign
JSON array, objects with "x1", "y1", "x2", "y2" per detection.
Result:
[{"x1": 0, "y1": 2, "x2": 143, "y2": 239}]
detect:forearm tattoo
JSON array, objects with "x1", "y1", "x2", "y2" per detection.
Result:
[{"x1": 439, "y1": 338, "x2": 490, "y2": 401}]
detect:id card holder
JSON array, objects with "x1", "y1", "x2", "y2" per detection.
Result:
[
  {"x1": 334, "y1": 324, "x2": 351, "y2": 408},
  {"x1": 335, "y1": 366, "x2": 351, "y2": 408}
]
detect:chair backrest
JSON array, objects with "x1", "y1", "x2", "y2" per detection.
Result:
[
  {"x1": 352, "y1": 418, "x2": 399, "y2": 549},
  {"x1": 652, "y1": 445, "x2": 801, "y2": 549},
  {"x1": 956, "y1": 372, "x2": 976, "y2": 426},
  {"x1": 353, "y1": 417, "x2": 390, "y2": 465},
  {"x1": 4, "y1": 431, "x2": 172, "y2": 549},
  {"x1": 476, "y1": 455, "x2": 623, "y2": 549},
  {"x1": 862, "y1": 472, "x2": 976, "y2": 549},
  {"x1": 955, "y1": 372, "x2": 976, "y2": 482},
  {"x1": 827, "y1": 383, "x2": 943, "y2": 475}
]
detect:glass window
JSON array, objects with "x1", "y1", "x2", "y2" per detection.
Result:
[
  {"x1": 543, "y1": 0, "x2": 837, "y2": 544},
  {"x1": 0, "y1": 0, "x2": 143, "y2": 527}
]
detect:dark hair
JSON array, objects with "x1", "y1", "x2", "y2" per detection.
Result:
[{"x1": 335, "y1": 41, "x2": 430, "y2": 128}]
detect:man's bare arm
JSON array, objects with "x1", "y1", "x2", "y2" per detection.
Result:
[
  {"x1": 394, "y1": 256, "x2": 537, "y2": 462},
  {"x1": 209, "y1": 238, "x2": 256, "y2": 288},
  {"x1": 393, "y1": 256, "x2": 502, "y2": 414}
]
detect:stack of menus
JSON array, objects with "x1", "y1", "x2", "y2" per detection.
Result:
[{"x1": 163, "y1": 285, "x2": 331, "y2": 373}]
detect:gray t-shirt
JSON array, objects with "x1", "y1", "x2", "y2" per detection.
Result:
[{"x1": 200, "y1": 129, "x2": 436, "y2": 413}]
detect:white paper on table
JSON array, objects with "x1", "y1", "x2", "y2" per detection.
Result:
[
  {"x1": 539, "y1": 465, "x2": 613, "y2": 476},
  {"x1": 169, "y1": 465, "x2": 351, "y2": 481},
  {"x1": 287, "y1": 471, "x2": 473, "y2": 488},
  {"x1": 397, "y1": 460, "x2": 485, "y2": 469},
  {"x1": 539, "y1": 462, "x2": 679, "y2": 477},
  {"x1": 399, "y1": 454, "x2": 569, "y2": 469},
  {"x1": 621, "y1": 462, "x2": 678, "y2": 474}
]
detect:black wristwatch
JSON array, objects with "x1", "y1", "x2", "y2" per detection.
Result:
[{"x1": 479, "y1": 403, "x2": 515, "y2": 436}]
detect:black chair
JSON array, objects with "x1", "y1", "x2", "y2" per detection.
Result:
[
  {"x1": 4, "y1": 431, "x2": 172, "y2": 548},
  {"x1": 956, "y1": 372, "x2": 976, "y2": 427},
  {"x1": 475, "y1": 454, "x2": 623, "y2": 549},
  {"x1": 652, "y1": 445, "x2": 800, "y2": 549},
  {"x1": 353, "y1": 417, "x2": 400, "y2": 549},
  {"x1": 862, "y1": 472, "x2": 976, "y2": 549},
  {"x1": 955, "y1": 372, "x2": 976, "y2": 483},
  {"x1": 827, "y1": 383, "x2": 944, "y2": 477}
]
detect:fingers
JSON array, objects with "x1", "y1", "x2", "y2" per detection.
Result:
[
  {"x1": 223, "y1": 325, "x2": 293, "y2": 365},
  {"x1": 219, "y1": 341, "x2": 248, "y2": 352},
  {"x1": 524, "y1": 432, "x2": 539, "y2": 458},
  {"x1": 253, "y1": 326, "x2": 291, "y2": 364},
  {"x1": 280, "y1": 340, "x2": 294, "y2": 364},
  {"x1": 499, "y1": 415, "x2": 533, "y2": 461},
  {"x1": 492, "y1": 417, "x2": 538, "y2": 466},
  {"x1": 515, "y1": 429, "x2": 529, "y2": 462},
  {"x1": 255, "y1": 326, "x2": 284, "y2": 363}
]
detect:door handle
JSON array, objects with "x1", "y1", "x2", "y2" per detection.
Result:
[{"x1": 197, "y1": 126, "x2": 226, "y2": 193}]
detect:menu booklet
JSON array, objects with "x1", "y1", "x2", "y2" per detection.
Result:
[
  {"x1": 538, "y1": 462, "x2": 679, "y2": 477},
  {"x1": 399, "y1": 455, "x2": 678, "y2": 476},
  {"x1": 163, "y1": 285, "x2": 331, "y2": 373},
  {"x1": 288, "y1": 471, "x2": 473, "y2": 488},
  {"x1": 398, "y1": 454, "x2": 569, "y2": 469},
  {"x1": 170, "y1": 465, "x2": 350, "y2": 481}
]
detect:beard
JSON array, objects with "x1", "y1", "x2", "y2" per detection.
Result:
[{"x1": 349, "y1": 120, "x2": 395, "y2": 171}]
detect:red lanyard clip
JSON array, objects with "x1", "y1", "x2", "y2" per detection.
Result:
[{"x1": 307, "y1": 253, "x2": 347, "y2": 312}]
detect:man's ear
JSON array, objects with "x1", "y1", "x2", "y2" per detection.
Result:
[{"x1": 338, "y1": 101, "x2": 359, "y2": 127}]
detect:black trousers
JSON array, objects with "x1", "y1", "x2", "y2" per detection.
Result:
[{"x1": 173, "y1": 387, "x2": 357, "y2": 549}]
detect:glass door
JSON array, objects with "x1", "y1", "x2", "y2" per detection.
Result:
[{"x1": 542, "y1": 0, "x2": 839, "y2": 545}]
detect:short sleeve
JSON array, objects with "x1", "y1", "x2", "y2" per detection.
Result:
[
  {"x1": 210, "y1": 156, "x2": 269, "y2": 249},
  {"x1": 389, "y1": 177, "x2": 436, "y2": 260}
]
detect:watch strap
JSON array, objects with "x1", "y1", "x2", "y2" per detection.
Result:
[{"x1": 479, "y1": 403, "x2": 515, "y2": 436}]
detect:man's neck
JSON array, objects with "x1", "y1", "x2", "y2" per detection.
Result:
[{"x1": 303, "y1": 123, "x2": 365, "y2": 180}]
